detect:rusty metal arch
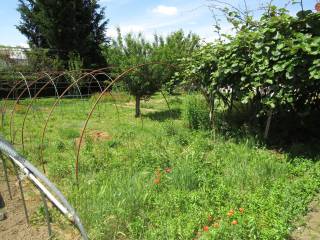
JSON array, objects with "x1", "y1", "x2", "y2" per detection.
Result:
[
  {"x1": 9, "y1": 73, "x2": 51, "y2": 143},
  {"x1": 18, "y1": 72, "x2": 32, "y2": 100},
  {"x1": 39, "y1": 68, "x2": 112, "y2": 172},
  {"x1": 66, "y1": 72, "x2": 83, "y2": 99},
  {"x1": 1, "y1": 79, "x2": 25, "y2": 130},
  {"x1": 9, "y1": 69, "x2": 91, "y2": 144},
  {"x1": 21, "y1": 72, "x2": 68, "y2": 151},
  {"x1": 87, "y1": 73, "x2": 104, "y2": 93},
  {"x1": 22, "y1": 71, "x2": 117, "y2": 147},
  {"x1": 1, "y1": 71, "x2": 50, "y2": 129},
  {"x1": 86, "y1": 72, "x2": 121, "y2": 120},
  {"x1": 43, "y1": 72, "x2": 60, "y2": 98},
  {"x1": 86, "y1": 71, "x2": 115, "y2": 93},
  {"x1": 75, "y1": 62, "x2": 175, "y2": 183},
  {"x1": 2, "y1": 78, "x2": 32, "y2": 121}
]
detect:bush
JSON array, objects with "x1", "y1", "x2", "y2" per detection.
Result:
[
  {"x1": 184, "y1": 95, "x2": 210, "y2": 130},
  {"x1": 178, "y1": 8, "x2": 320, "y2": 143}
]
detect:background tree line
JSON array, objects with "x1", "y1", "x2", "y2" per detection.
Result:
[
  {"x1": 1, "y1": 0, "x2": 200, "y2": 107},
  {"x1": 2, "y1": 0, "x2": 319, "y2": 144}
]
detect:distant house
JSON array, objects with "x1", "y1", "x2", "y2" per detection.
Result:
[{"x1": 0, "y1": 47, "x2": 28, "y2": 70}]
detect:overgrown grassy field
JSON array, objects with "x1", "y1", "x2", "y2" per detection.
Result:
[{"x1": 1, "y1": 93, "x2": 320, "y2": 239}]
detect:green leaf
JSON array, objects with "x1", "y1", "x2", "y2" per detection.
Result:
[{"x1": 266, "y1": 79, "x2": 273, "y2": 84}]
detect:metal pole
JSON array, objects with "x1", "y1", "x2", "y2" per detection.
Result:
[
  {"x1": 0, "y1": 153, "x2": 12, "y2": 200},
  {"x1": 11, "y1": 160, "x2": 29, "y2": 224},
  {"x1": 0, "y1": 137, "x2": 88, "y2": 240},
  {"x1": 40, "y1": 191, "x2": 52, "y2": 238},
  {"x1": 264, "y1": 111, "x2": 272, "y2": 140},
  {"x1": 1, "y1": 106, "x2": 4, "y2": 130}
]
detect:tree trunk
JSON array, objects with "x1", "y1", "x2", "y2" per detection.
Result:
[{"x1": 135, "y1": 95, "x2": 141, "y2": 118}]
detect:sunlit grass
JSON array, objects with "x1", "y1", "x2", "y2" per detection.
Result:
[{"x1": 1, "y1": 92, "x2": 320, "y2": 239}]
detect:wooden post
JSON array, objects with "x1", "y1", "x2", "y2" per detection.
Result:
[{"x1": 264, "y1": 111, "x2": 272, "y2": 140}]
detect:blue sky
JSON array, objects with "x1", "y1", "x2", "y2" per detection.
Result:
[{"x1": 0, "y1": 0, "x2": 316, "y2": 47}]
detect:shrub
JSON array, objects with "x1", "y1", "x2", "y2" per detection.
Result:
[
  {"x1": 184, "y1": 95, "x2": 210, "y2": 130},
  {"x1": 178, "y1": 7, "x2": 320, "y2": 143}
]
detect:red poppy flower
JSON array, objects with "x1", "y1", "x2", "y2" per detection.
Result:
[
  {"x1": 231, "y1": 220, "x2": 238, "y2": 225},
  {"x1": 203, "y1": 226, "x2": 209, "y2": 232},
  {"x1": 227, "y1": 209, "x2": 235, "y2": 217},
  {"x1": 154, "y1": 177, "x2": 160, "y2": 185}
]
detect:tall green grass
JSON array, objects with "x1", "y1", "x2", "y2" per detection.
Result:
[{"x1": 1, "y1": 93, "x2": 320, "y2": 239}]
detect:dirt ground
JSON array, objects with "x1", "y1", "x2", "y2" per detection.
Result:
[
  {"x1": 291, "y1": 196, "x2": 320, "y2": 240},
  {"x1": 0, "y1": 166, "x2": 80, "y2": 240}
]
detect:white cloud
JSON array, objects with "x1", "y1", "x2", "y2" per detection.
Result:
[
  {"x1": 152, "y1": 5, "x2": 178, "y2": 16},
  {"x1": 105, "y1": 1, "x2": 219, "y2": 43}
]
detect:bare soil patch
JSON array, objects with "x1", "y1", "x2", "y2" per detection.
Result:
[
  {"x1": 75, "y1": 130, "x2": 112, "y2": 148},
  {"x1": 89, "y1": 130, "x2": 112, "y2": 142},
  {"x1": 0, "y1": 168, "x2": 79, "y2": 240},
  {"x1": 291, "y1": 196, "x2": 320, "y2": 240}
]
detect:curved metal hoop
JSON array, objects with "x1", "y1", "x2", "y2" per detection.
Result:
[
  {"x1": 21, "y1": 72, "x2": 68, "y2": 151},
  {"x1": 86, "y1": 72, "x2": 120, "y2": 119},
  {"x1": 66, "y1": 72, "x2": 83, "y2": 99},
  {"x1": 75, "y1": 62, "x2": 175, "y2": 183},
  {"x1": 9, "y1": 73, "x2": 50, "y2": 143},
  {"x1": 43, "y1": 72, "x2": 60, "y2": 98},
  {"x1": 39, "y1": 68, "x2": 113, "y2": 172},
  {"x1": 18, "y1": 72, "x2": 32, "y2": 100}
]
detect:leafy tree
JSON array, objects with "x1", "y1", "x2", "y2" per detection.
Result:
[
  {"x1": 17, "y1": 0, "x2": 109, "y2": 68},
  {"x1": 107, "y1": 29, "x2": 162, "y2": 117},
  {"x1": 105, "y1": 29, "x2": 200, "y2": 117},
  {"x1": 153, "y1": 30, "x2": 200, "y2": 92}
]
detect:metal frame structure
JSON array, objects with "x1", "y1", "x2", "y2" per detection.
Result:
[
  {"x1": 0, "y1": 63, "x2": 175, "y2": 238},
  {"x1": 0, "y1": 137, "x2": 88, "y2": 240}
]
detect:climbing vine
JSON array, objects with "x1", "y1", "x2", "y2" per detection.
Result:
[{"x1": 179, "y1": 5, "x2": 320, "y2": 139}]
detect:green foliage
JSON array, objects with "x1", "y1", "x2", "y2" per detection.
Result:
[
  {"x1": 3, "y1": 95, "x2": 320, "y2": 239},
  {"x1": 184, "y1": 95, "x2": 211, "y2": 130},
  {"x1": 17, "y1": 0, "x2": 109, "y2": 68},
  {"x1": 0, "y1": 46, "x2": 63, "y2": 73},
  {"x1": 152, "y1": 30, "x2": 200, "y2": 92},
  {"x1": 67, "y1": 52, "x2": 84, "y2": 88},
  {"x1": 179, "y1": 6, "x2": 320, "y2": 141},
  {"x1": 26, "y1": 48, "x2": 64, "y2": 72},
  {"x1": 104, "y1": 28, "x2": 200, "y2": 117},
  {"x1": 106, "y1": 29, "x2": 160, "y2": 116}
]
